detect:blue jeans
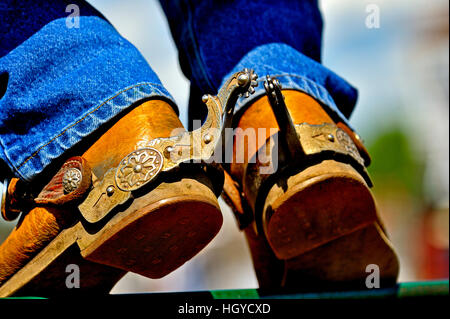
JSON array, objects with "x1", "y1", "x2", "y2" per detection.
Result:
[{"x1": 0, "y1": 0, "x2": 357, "y2": 182}]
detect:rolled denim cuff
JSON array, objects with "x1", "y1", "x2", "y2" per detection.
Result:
[
  {"x1": 0, "y1": 17, "x2": 175, "y2": 181},
  {"x1": 223, "y1": 43, "x2": 358, "y2": 126},
  {"x1": 7, "y1": 83, "x2": 173, "y2": 182}
]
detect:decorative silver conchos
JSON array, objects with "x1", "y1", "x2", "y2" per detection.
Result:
[
  {"x1": 63, "y1": 168, "x2": 82, "y2": 194},
  {"x1": 115, "y1": 148, "x2": 163, "y2": 191}
]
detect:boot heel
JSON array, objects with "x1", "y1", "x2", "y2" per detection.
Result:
[
  {"x1": 261, "y1": 160, "x2": 399, "y2": 288},
  {"x1": 263, "y1": 160, "x2": 377, "y2": 260},
  {"x1": 282, "y1": 222, "x2": 399, "y2": 290},
  {"x1": 78, "y1": 175, "x2": 222, "y2": 279}
]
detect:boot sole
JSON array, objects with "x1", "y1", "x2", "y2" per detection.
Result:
[
  {"x1": 282, "y1": 222, "x2": 399, "y2": 290},
  {"x1": 262, "y1": 160, "x2": 399, "y2": 286},
  {"x1": 0, "y1": 176, "x2": 222, "y2": 297}
]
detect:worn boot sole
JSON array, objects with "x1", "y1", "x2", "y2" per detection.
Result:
[
  {"x1": 282, "y1": 222, "x2": 399, "y2": 290},
  {"x1": 0, "y1": 175, "x2": 222, "y2": 297},
  {"x1": 262, "y1": 160, "x2": 399, "y2": 288}
]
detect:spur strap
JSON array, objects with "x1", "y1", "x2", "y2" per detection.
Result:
[{"x1": 1, "y1": 156, "x2": 92, "y2": 221}]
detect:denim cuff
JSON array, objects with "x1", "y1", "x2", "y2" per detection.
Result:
[
  {"x1": 5, "y1": 83, "x2": 174, "y2": 181},
  {"x1": 223, "y1": 43, "x2": 358, "y2": 126},
  {"x1": 0, "y1": 17, "x2": 175, "y2": 181}
]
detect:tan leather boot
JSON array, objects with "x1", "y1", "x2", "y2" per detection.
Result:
[
  {"x1": 0, "y1": 100, "x2": 223, "y2": 296},
  {"x1": 223, "y1": 80, "x2": 399, "y2": 290}
]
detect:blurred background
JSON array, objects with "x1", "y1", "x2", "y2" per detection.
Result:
[{"x1": 1, "y1": 0, "x2": 448, "y2": 292}]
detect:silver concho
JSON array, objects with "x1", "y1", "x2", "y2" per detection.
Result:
[
  {"x1": 63, "y1": 168, "x2": 82, "y2": 194},
  {"x1": 115, "y1": 148, "x2": 163, "y2": 191}
]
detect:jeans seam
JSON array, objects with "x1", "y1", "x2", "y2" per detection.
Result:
[{"x1": 13, "y1": 82, "x2": 166, "y2": 173}]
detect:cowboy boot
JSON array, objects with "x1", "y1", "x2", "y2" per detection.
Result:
[
  {"x1": 0, "y1": 68, "x2": 258, "y2": 297},
  {"x1": 223, "y1": 78, "x2": 399, "y2": 291},
  {"x1": 0, "y1": 99, "x2": 223, "y2": 297}
]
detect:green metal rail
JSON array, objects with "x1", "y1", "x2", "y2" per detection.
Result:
[
  {"x1": 210, "y1": 280, "x2": 449, "y2": 299},
  {"x1": 2, "y1": 280, "x2": 448, "y2": 299}
]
